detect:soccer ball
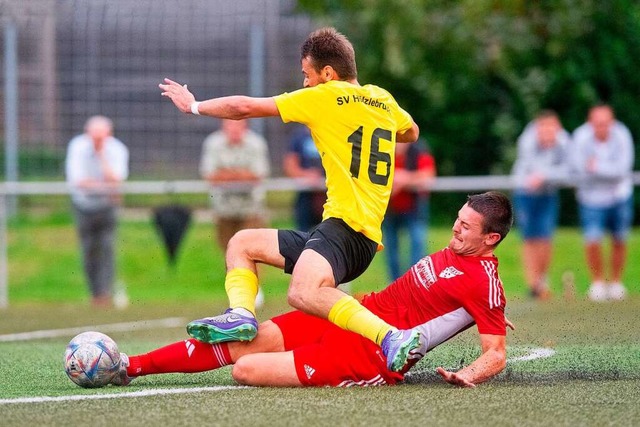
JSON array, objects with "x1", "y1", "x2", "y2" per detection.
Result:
[{"x1": 64, "y1": 331, "x2": 121, "y2": 388}]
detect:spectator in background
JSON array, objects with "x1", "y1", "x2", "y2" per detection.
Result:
[
  {"x1": 200, "y1": 119, "x2": 271, "y2": 250},
  {"x1": 65, "y1": 115, "x2": 129, "y2": 307},
  {"x1": 511, "y1": 110, "x2": 571, "y2": 300},
  {"x1": 382, "y1": 138, "x2": 436, "y2": 280},
  {"x1": 200, "y1": 119, "x2": 270, "y2": 307},
  {"x1": 283, "y1": 125, "x2": 325, "y2": 232},
  {"x1": 572, "y1": 104, "x2": 634, "y2": 302}
]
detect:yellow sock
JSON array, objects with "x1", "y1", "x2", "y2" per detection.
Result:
[
  {"x1": 328, "y1": 295, "x2": 394, "y2": 345},
  {"x1": 225, "y1": 268, "x2": 259, "y2": 316}
]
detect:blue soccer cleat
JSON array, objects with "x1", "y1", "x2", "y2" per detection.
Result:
[
  {"x1": 381, "y1": 329, "x2": 422, "y2": 372},
  {"x1": 186, "y1": 309, "x2": 258, "y2": 344}
]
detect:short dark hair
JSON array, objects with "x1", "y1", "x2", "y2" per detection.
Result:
[
  {"x1": 535, "y1": 109, "x2": 559, "y2": 121},
  {"x1": 466, "y1": 191, "x2": 513, "y2": 246},
  {"x1": 300, "y1": 27, "x2": 357, "y2": 80}
]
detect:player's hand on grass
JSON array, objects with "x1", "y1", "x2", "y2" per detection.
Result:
[
  {"x1": 436, "y1": 367, "x2": 476, "y2": 388},
  {"x1": 159, "y1": 78, "x2": 196, "y2": 114},
  {"x1": 505, "y1": 317, "x2": 515, "y2": 331}
]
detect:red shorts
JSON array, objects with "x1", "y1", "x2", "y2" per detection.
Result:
[{"x1": 271, "y1": 311, "x2": 404, "y2": 387}]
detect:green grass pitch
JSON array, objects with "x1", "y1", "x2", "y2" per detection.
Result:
[
  {"x1": 1, "y1": 216, "x2": 639, "y2": 425},
  {"x1": 1, "y1": 299, "x2": 639, "y2": 426}
]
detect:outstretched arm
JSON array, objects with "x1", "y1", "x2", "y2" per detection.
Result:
[
  {"x1": 436, "y1": 333, "x2": 507, "y2": 388},
  {"x1": 159, "y1": 78, "x2": 279, "y2": 119}
]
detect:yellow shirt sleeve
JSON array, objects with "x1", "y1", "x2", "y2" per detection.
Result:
[{"x1": 275, "y1": 81, "x2": 414, "y2": 245}]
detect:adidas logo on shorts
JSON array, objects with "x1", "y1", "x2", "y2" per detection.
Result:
[
  {"x1": 304, "y1": 364, "x2": 316, "y2": 379},
  {"x1": 185, "y1": 340, "x2": 195, "y2": 357}
]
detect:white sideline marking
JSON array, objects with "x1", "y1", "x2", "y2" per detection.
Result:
[
  {"x1": 0, "y1": 386, "x2": 247, "y2": 405},
  {"x1": 0, "y1": 317, "x2": 187, "y2": 342},
  {"x1": 0, "y1": 345, "x2": 556, "y2": 405},
  {"x1": 507, "y1": 347, "x2": 556, "y2": 363}
]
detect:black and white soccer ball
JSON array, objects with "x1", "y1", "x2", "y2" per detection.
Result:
[{"x1": 64, "y1": 331, "x2": 121, "y2": 388}]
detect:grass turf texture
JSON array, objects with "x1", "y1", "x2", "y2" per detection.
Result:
[
  {"x1": 5, "y1": 213, "x2": 640, "y2": 303},
  {"x1": 1, "y1": 214, "x2": 640, "y2": 425},
  {"x1": 1, "y1": 299, "x2": 639, "y2": 426}
]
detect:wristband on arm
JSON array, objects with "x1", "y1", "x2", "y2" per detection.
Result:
[{"x1": 190, "y1": 101, "x2": 201, "y2": 115}]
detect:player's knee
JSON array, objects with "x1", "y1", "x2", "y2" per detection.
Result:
[
  {"x1": 286, "y1": 285, "x2": 310, "y2": 311},
  {"x1": 231, "y1": 356, "x2": 258, "y2": 385},
  {"x1": 227, "y1": 229, "x2": 252, "y2": 252},
  {"x1": 226, "y1": 229, "x2": 263, "y2": 261}
]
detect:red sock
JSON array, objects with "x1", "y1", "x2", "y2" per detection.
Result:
[{"x1": 127, "y1": 339, "x2": 232, "y2": 377}]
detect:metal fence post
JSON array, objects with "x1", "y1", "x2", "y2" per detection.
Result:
[
  {"x1": 4, "y1": 19, "x2": 19, "y2": 218},
  {"x1": 0, "y1": 193, "x2": 8, "y2": 309},
  {"x1": 249, "y1": 23, "x2": 265, "y2": 136}
]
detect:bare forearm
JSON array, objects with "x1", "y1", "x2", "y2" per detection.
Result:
[
  {"x1": 197, "y1": 96, "x2": 260, "y2": 120},
  {"x1": 75, "y1": 179, "x2": 122, "y2": 192},
  {"x1": 98, "y1": 157, "x2": 121, "y2": 183},
  {"x1": 408, "y1": 170, "x2": 436, "y2": 189},
  {"x1": 159, "y1": 78, "x2": 279, "y2": 119},
  {"x1": 455, "y1": 348, "x2": 506, "y2": 385},
  {"x1": 208, "y1": 169, "x2": 261, "y2": 182}
]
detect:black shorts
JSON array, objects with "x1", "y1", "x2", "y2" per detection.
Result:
[{"x1": 278, "y1": 218, "x2": 378, "y2": 286}]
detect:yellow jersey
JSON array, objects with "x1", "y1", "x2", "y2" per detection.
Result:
[{"x1": 274, "y1": 80, "x2": 414, "y2": 245}]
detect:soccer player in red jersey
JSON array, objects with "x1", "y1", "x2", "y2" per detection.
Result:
[{"x1": 111, "y1": 192, "x2": 514, "y2": 388}]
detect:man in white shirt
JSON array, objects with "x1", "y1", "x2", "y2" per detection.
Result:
[
  {"x1": 511, "y1": 110, "x2": 571, "y2": 300},
  {"x1": 65, "y1": 116, "x2": 129, "y2": 307},
  {"x1": 572, "y1": 104, "x2": 634, "y2": 301}
]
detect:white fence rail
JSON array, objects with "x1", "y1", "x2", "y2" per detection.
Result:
[{"x1": 0, "y1": 175, "x2": 523, "y2": 195}]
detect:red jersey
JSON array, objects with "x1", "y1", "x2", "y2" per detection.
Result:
[
  {"x1": 363, "y1": 247, "x2": 506, "y2": 354},
  {"x1": 388, "y1": 149, "x2": 435, "y2": 213}
]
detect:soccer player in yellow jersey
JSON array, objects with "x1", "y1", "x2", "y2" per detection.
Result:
[{"x1": 159, "y1": 27, "x2": 421, "y2": 372}]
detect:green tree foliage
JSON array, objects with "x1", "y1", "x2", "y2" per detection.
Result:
[{"x1": 298, "y1": 0, "x2": 640, "y2": 177}]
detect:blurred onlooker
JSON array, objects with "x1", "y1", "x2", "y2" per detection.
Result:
[
  {"x1": 283, "y1": 125, "x2": 325, "y2": 232},
  {"x1": 65, "y1": 115, "x2": 129, "y2": 307},
  {"x1": 200, "y1": 119, "x2": 270, "y2": 306},
  {"x1": 200, "y1": 119, "x2": 271, "y2": 250},
  {"x1": 511, "y1": 110, "x2": 571, "y2": 300},
  {"x1": 572, "y1": 104, "x2": 634, "y2": 301},
  {"x1": 382, "y1": 138, "x2": 436, "y2": 280}
]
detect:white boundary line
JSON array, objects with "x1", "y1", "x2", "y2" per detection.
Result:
[
  {"x1": 0, "y1": 386, "x2": 247, "y2": 405},
  {"x1": 0, "y1": 317, "x2": 187, "y2": 342},
  {"x1": 0, "y1": 344, "x2": 556, "y2": 405},
  {"x1": 507, "y1": 347, "x2": 556, "y2": 363}
]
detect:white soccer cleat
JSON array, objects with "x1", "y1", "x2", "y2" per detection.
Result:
[
  {"x1": 588, "y1": 282, "x2": 608, "y2": 302},
  {"x1": 110, "y1": 353, "x2": 133, "y2": 386},
  {"x1": 608, "y1": 283, "x2": 627, "y2": 301}
]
